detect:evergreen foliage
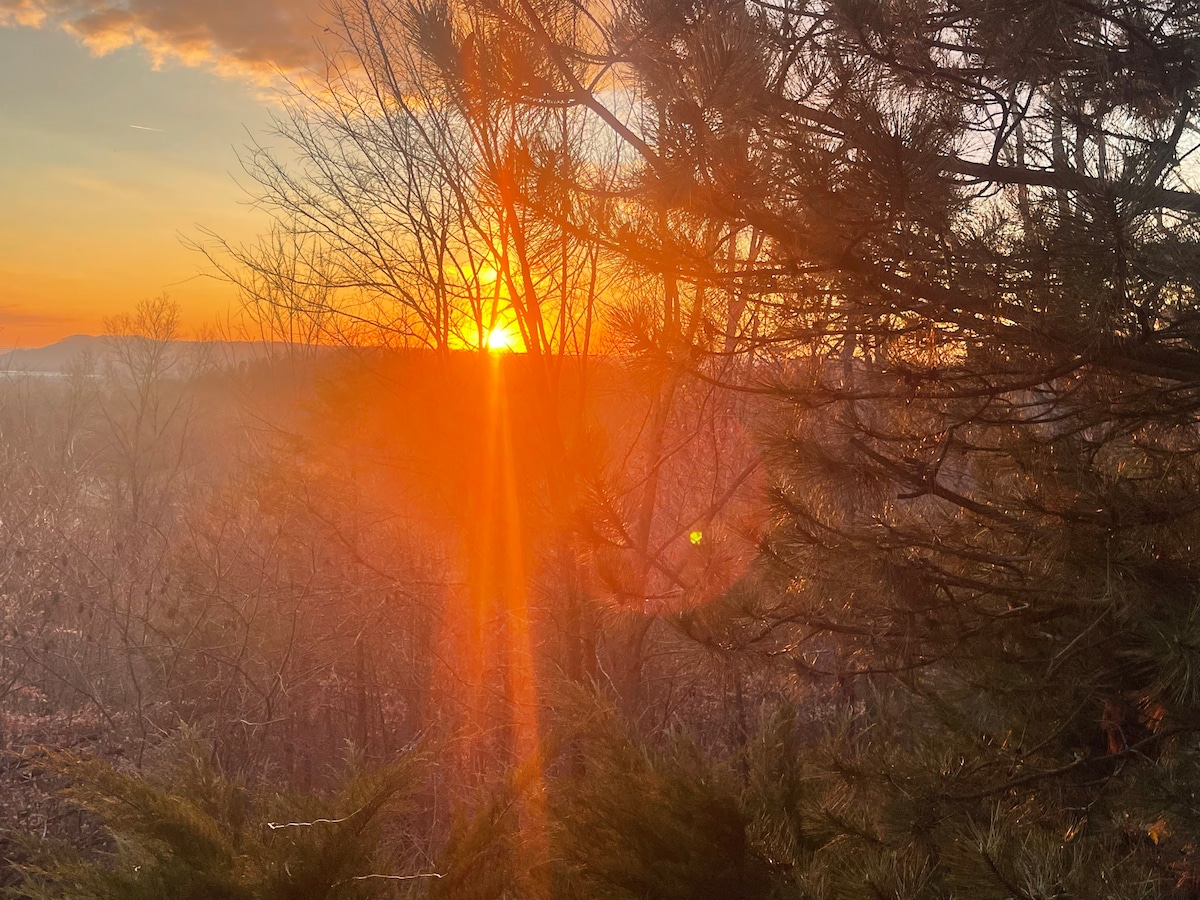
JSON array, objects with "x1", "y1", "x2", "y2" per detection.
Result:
[
  {"x1": 431, "y1": 783, "x2": 532, "y2": 900},
  {"x1": 550, "y1": 703, "x2": 771, "y2": 900},
  {"x1": 531, "y1": 698, "x2": 1192, "y2": 898},
  {"x1": 8, "y1": 741, "x2": 424, "y2": 900},
  {"x1": 571, "y1": 0, "x2": 1200, "y2": 894}
]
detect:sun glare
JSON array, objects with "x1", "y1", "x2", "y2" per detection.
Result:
[{"x1": 486, "y1": 324, "x2": 518, "y2": 352}]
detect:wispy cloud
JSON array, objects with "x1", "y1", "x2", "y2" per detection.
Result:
[
  {"x1": 0, "y1": 0, "x2": 46, "y2": 27},
  {"x1": 0, "y1": 303, "x2": 74, "y2": 328},
  {"x1": 1, "y1": 0, "x2": 332, "y2": 80}
]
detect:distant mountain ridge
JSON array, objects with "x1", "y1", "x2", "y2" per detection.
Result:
[{"x1": 0, "y1": 335, "x2": 278, "y2": 374}]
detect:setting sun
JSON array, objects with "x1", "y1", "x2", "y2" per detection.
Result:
[{"x1": 486, "y1": 323, "x2": 519, "y2": 352}]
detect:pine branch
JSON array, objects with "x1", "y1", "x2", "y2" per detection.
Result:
[{"x1": 949, "y1": 725, "x2": 1200, "y2": 801}]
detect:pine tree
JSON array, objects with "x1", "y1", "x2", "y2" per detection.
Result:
[
  {"x1": 418, "y1": 0, "x2": 1200, "y2": 895},
  {"x1": 577, "y1": 0, "x2": 1200, "y2": 895},
  {"x1": 9, "y1": 740, "x2": 425, "y2": 900}
]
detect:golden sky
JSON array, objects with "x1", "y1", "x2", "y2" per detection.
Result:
[{"x1": 0, "y1": 0, "x2": 330, "y2": 347}]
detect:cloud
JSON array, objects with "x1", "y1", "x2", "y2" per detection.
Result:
[
  {"x1": 0, "y1": 307, "x2": 71, "y2": 323},
  {"x1": 0, "y1": 302, "x2": 75, "y2": 330},
  {"x1": 2, "y1": 0, "x2": 334, "y2": 79},
  {"x1": 0, "y1": 0, "x2": 44, "y2": 26}
]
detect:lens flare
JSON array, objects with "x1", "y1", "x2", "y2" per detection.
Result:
[{"x1": 486, "y1": 324, "x2": 518, "y2": 352}]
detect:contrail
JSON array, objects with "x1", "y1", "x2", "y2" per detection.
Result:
[{"x1": 128, "y1": 124, "x2": 164, "y2": 132}]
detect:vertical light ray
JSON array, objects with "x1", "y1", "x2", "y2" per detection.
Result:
[{"x1": 466, "y1": 351, "x2": 549, "y2": 896}]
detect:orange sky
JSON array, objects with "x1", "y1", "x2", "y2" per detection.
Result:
[{"x1": 0, "y1": 2, "x2": 330, "y2": 347}]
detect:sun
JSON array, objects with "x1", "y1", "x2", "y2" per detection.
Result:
[{"x1": 486, "y1": 324, "x2": 518, "y2": 352}]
